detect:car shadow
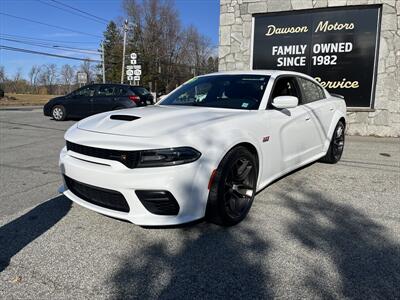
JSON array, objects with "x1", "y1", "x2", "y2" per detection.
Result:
[
  {"x1": 110, "y1": 222, "x2": 273, "y2": 299},
  {"x1": 0, "y1": 195, "x2": 71, "y2": 272},
  {"x1": 280, "y1": 186, "x2": 400, "y2": 299}
]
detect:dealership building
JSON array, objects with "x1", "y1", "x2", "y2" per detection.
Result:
[{"x1": 218, "y1": 0, "x2": 399, "y2": 137}]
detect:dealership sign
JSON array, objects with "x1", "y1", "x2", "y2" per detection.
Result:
[{"x1": 252, "y1": 5, "x2": 381, "y2": 108}]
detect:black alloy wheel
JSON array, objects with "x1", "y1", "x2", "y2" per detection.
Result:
[
  {"x1": 207, "y1": 146, "x2": 258, "y2": 226},
  {"x1": 321, "y1": 121, "x2": 345, "y2": 164},
  {"x1": 332, "y1": 122, "x2": 345, "y2": 161},
  {"x1": 223, "y1": 157, "x2": 256, "y2": 219}
]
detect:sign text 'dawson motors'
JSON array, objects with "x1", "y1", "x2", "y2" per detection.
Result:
[{"x1": 252, "y1": 6, "x2": 381, "y2": 108}]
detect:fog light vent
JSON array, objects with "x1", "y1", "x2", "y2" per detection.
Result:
[{"x1": 135, "y1": 190, "x2": 179, "y2": 215}]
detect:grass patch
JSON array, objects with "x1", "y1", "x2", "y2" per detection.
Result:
[{"x1": 0, "y1": 93, "x2": 61, "y2": 107}]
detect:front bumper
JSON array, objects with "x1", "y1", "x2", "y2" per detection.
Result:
[
  {"x1": 43, "y1": 103, "x2": 51, "y2": 116},
  {"x1": 59, "y1": 146, "x2": 210, "y2": 226}
]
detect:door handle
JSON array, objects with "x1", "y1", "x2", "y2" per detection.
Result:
[
  {"x1": 329, "y1": 107, "x2": 334, "y2": 111},
  {"x1": 305, "y1": 116, "x2": 311, "y2": 121}
]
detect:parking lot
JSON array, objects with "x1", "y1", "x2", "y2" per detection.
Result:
[{"x1": 0, "y1": 107, "x2": 399, "y2": 299}]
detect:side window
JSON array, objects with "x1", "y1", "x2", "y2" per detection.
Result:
[
  {"x1": 75, "y1": 86, "x2": 96, "y2": 97},
  {"x1": 271, "y1": 77, "x2": 300, "y2": 99},
  {"x1": 297, "y1": 77, "x2": 325, "y2": 104},
  {"x1": 116, "y1": 87, "x2": 128, "y2": 96},
  {"x1": 97, "y1": 85, "x2": 115, "y2": 96}
]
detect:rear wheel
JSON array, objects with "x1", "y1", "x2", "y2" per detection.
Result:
[
  {"x1": 320, "y1": 120, "x2": 345, "y2": 164},
  {"x1": 51, "y1": 105, "x2": 66, "y2": 121},
  {"x1": 206, "y1": 146, "x2": 258, "y2": 226}
]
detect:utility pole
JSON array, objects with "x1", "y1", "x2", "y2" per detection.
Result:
[
  {"x1": 101, "y1": 41, "x2": 105, "y2": 84},
  {"x1": 121, "y1": 19, "x2": 128, "y2": 84}
]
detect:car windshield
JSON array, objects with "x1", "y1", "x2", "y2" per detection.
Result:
[{"x1": 159, "y1": 75, "x2": 270, "y2": 110}]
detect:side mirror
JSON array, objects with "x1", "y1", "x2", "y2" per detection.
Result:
[{"x1": 272, "y1": 96, "x2": 298, "y2": 109}]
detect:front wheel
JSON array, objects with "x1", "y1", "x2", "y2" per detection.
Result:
[
  {"x1": 206, "y1": 146, "x2": 258, "y2": 226},
  {"x1": 320, "y1": 120, "x2": 345, "y2": 164},
  {"x1": 51, "y1": 105, "x2": 66, "y2": 121}
]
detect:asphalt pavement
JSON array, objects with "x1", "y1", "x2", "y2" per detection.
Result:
[{"x1": 0, "y1": 107, "x2": 399, "y2": 299}]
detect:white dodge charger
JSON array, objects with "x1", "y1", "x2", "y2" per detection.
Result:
[{"x1": 59, "y1": 70, "x2": 346, "y2": 226}]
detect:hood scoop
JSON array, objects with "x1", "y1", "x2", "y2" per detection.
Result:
[{"x1": 110, "y1": 115, "x2": 140, "y2": 121}]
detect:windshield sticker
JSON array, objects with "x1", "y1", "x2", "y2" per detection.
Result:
[{"x1": 242, "y1": 102, "x2": 249, "y2": 108}]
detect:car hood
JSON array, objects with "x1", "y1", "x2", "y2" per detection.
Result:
[{"x1": 77, "y1": 105, "x2": 246, "y2": 138}]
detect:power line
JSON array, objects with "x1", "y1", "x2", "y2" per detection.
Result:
[
  {"x1": 0, "y1": 45, "x2": 101, "y2": 62},
  {"x1": 0, "y1": 12, "x2": 102, "y2": 39},
  {"x1": 49, "y1": 0, "x2": 109, "y2": 23},
  {"x1": 1, "y1": 33, "x2": 99, "y2": 44},
  {"x1": 37, "y1": 0, "x2": 108, "y2": 25},
  {"x1": 0, "y1": 37, "x2": 101, "y2": 54}
]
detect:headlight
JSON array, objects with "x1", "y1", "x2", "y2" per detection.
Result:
[{"x1": 137, "y1": 147, "x2": 201, "y2": 167}]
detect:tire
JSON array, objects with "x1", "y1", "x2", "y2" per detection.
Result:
[
  {"x1": 320, "y1": 120, "x2": 345, "y2": 164},
  {"x1": 206, "y1": 146, "x2": 258, "y2": 226},
  {"x1": 51, "y1": 105, "x2": 66, "y2": 121}
]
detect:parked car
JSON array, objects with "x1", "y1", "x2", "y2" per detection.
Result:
[
  {"x1": 59, "y1": 71, "x2": 346, "y2": 226},
  {"x1": 44, "y1": 84, "x2": 153, "y2": 121}
]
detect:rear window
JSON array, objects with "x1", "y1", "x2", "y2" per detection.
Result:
[{"x1": 130, "y1": 87, "x2": 150, "y2": 96}]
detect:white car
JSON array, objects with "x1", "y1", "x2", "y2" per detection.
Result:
[{"x1": 59, "y1": 70, "x2": 346, "y2": 226}]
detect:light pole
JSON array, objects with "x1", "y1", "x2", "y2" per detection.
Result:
[
  {"x1": 121, "y1": 19, "x2": 128, "y2": 84},
  {"x1": 101, "y1": 41, "x2": 105, "y2": 83}
]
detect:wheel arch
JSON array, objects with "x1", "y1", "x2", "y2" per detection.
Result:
[
  {"x1": 233, "y1": 142, "x2": 260, "y2": 168},
  {"x1": 223, "y1": 141, "x2": 262, "y2": 185},
  {"x1": 339, "y1": 116, "x2": 346, "y2": 128}
]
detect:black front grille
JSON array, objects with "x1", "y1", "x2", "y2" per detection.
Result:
[
  {"x1": 66, "y1": 141, "x2": 139, "y2": 168},
  {"x1": 135, "y1": 190, "x2": 179, "y2": 215},
  {"x1": 64, "y1": 175, "x2": 130, "y2": 212}
]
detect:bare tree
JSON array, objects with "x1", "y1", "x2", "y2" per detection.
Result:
[
  {"x1": 0, "y1": 65, "x2": 5, "y2": 84},
  {"x1": 80, "y1": 59, "x2": 95, "y2": 83},
  {"x1": 123, "y1": 0, "x2": 214, "y2": 92},
  {"x1": 60, "y1": 64, "x2": 75, "y2": 92},
  {"x1": 28, "y1": 65, "x2": 41, "y2": 93},
  {"x1": 10, "y1": 68, "x2": 23, "y2": 93},
  {"x1": 38, "y1": 64, "x2": 58, "y2": 94}
]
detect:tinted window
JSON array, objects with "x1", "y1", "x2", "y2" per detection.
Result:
[
  {"x1": 115, "y1": 87, "x2": 128, "y2": 96},
  {"x1": 297, "y1": 77, "x2": 325, "y2": 104},
  {"x1": 130, "y1": 87, "x2": 150, "y2": 96},
  {"x1": 97, "y1": 85, "x2": 115, "y2": 96},
  {"x1": 160, "y1": 75, "x2": 270, "y2": 110},
  {"x1": 74, "y1": 86, "x2": 96, "y2": 97},
  {"x1": 271, "y1": 77, "x2": 300, "y2": 99}
]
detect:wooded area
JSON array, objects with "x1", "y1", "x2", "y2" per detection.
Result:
[{"x1": 0, "y1": 0, "x2": 218, "y2": 96}]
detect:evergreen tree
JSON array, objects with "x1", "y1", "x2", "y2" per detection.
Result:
[{"x1": 99, "y1": 21, "x2": 123, "y2": 83}]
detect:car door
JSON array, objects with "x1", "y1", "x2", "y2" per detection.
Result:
[
  {"x1": 296, "y1": 77, "x2": 332, "y2": 151},
  {"x1": 92, "y1": 85, "x2": 116, "y2": 114},
  {"x1": 67, "y1": 85, "x2": 96, "y2": 118},
  {"x1": 264, "y1": 76, "x2": 321, "y2": 174}
]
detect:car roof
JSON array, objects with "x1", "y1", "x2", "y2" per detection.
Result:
[
  {"x1": 200, "y1": 70, "x2": 317, "y2": 81},
  {"x1": 86, "y1": 84, "x2": 148, "y2": 89}
]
